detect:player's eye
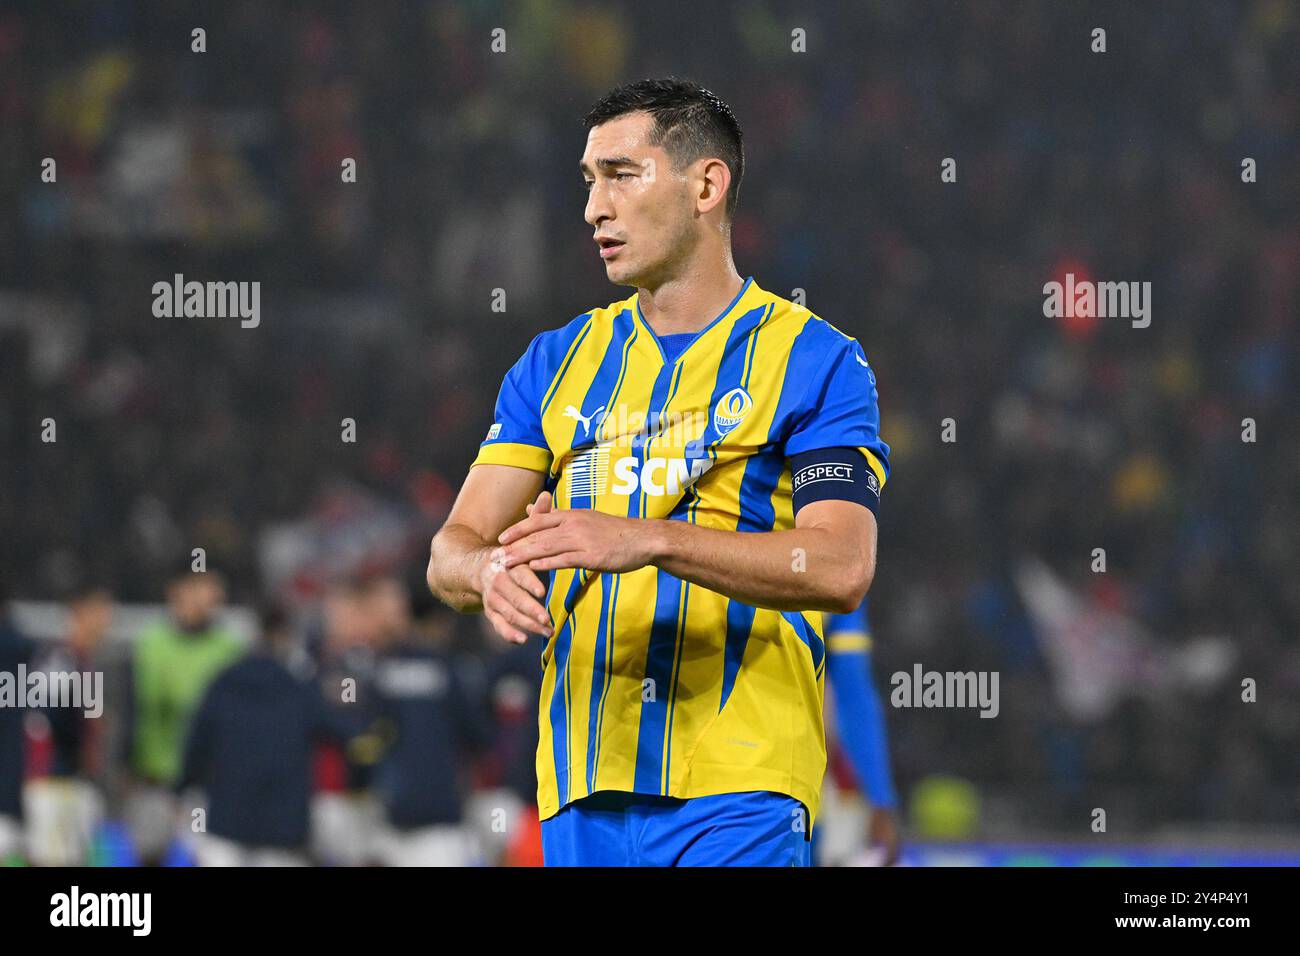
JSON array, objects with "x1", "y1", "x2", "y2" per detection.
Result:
[
  {"x1": 582, "y1": 180, "x2": 594, "y2": 191},
  {"x1": 615, "y1": 172, "x2": 637, "y2": 182}
]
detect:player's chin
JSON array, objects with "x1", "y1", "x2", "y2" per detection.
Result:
[{"x1": 603, "y1": 258, "x2": 637, "y2": 285}]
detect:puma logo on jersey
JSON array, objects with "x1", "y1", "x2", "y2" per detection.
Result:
[{"x1": 563, "y1": 404, "x2": 607, "y2": 437}]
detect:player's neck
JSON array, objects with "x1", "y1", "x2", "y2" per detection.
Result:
[{"x1": 636, "y1": 263, "x2": 744, "y2": 337}]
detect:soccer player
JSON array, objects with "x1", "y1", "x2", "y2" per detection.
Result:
[
  {"x1": 824, "y1": 597, "x2": 903, "y2": 865},
  {"x1": 427, "y1": 78, "x2": 890, "y2": 866},
  {"x1": 123, "y1": 564, "x2": 243, "y2": 864},
  {"x1": 364, "y1": 576, "x2": 485, "y2": 867},
  {"x1": 25, "y1": 582, "x2": 116, "y2": 867},
  {"x1": 309, "y1": 580, "x2": 384, "y2": 866},
  {"x1": 179, "y1": 605, "x2": 352, "y2": 866}
]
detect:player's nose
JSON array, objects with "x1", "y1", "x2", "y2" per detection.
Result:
[{"x1": 584, "y1": 182, "x2": 613, "y2": 226}]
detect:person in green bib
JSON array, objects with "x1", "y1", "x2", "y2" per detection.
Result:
[{"x1": 124, "y1": 564, "x2": 244, "y2": 863}]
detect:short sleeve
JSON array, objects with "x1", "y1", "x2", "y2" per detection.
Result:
[
  {"x1": 471, "y1": 334, "x2": 553, "y2": 473},
  {"x1": 783, "y1": 336, "x2": 890, "y2": 492}
]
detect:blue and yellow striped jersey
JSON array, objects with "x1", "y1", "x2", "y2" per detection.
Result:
[{"x1": 472, "y1": 277, "x2": 890, "y2": 822}]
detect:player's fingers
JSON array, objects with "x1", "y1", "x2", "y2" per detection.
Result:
[
  {"x1": 499, "y1": 511, "x2": 563, "y2": 545},
  {"x1": 532, "y1": 490, "x2": 554, "y2": 513},
  {"x1": 498, "y1": 517, "x2": 532, "y2": 544},
  {"x1": 489, "y1": 571, "x2": 552, "y2": 634},
  {"x1": 501, "y1": 566, "x2": 551, "y2": 626},
  {"x1": 528, "y1": 553, "x2": 585, "y2": 572},
  {"x1": 491, "y1": 592, "x2": 550, "y2": 637},
  {"x1": 500, "y1": 529, "x2": 569, "y2": 567},
  {"x1": 486, "y1": 598, "x2": 539, "y2": 641},
  {"x1": 508, "y1": 563, "x2": 548, "y2": 600},
  {"x1": 484, "y1": 607, "x2": 526, "y2": 644}
]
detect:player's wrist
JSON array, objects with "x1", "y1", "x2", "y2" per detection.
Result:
[
  {"x1": 467, "y1": 544, "x2": 499, "y2": 599},
  {"x1": 641, "y1": 519, "x2": 674, "y2": 567},
  {"x1": 465, "y1": 546, "x2": 499, "y2": 606}
]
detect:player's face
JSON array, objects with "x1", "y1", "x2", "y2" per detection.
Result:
[
  {"x1": 581, "y1": 112, "x2": 695, "y2": 288},
  {"x1": 325, "y1": 592, "x2": 364, "y2": 645},
  {"x1": 70, "y1": 591, "x2": 113, "y2": 649},
  {"x1": 365, "y1": 578, "x2": 411, "y2": 642},
  {"x1": 168, "y1": 575, "x2": 225, "y2": 631}
]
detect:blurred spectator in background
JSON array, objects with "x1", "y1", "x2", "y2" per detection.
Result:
[
  {"x1": 123, "y1": 564, "x2": 242, "y2": 864},
  {"x1": 476, "y1": 617, "x2": 545, "y2": 867},
  {"x1": 0, "y1": 585, "x2": 35, "y2": 864},
  {"x1": 23, "y1": 581, "x2": 118, "y2": 866},
  {"x1": 310, "y1": 580, "x2": 384, "y2": 865},
  {"x1": 178, "y1": 605, "x2": 356, "y2": 866},
  {"x1": 366, "y1": 576, "x2": 486, "y2": 866}
]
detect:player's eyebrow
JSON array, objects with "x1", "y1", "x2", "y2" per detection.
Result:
[{"x1": 580, "y1": 156, "x2": 638, "y2": 175}]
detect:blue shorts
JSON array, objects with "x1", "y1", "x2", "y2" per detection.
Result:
[{"x1": 541, "y1": 790, "x2": 811, "y2": 867}]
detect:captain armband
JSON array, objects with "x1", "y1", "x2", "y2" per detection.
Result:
[{"x1": 789, "y1": 447, "x2": 881, "y2": 517}]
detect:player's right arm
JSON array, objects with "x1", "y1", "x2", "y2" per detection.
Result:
[
  {"x1": 430, "y1": 320, "x2": 585, "y2": 642},
  {"x1": 427, "y1": 463, "x2": 554, "y2": 644}
]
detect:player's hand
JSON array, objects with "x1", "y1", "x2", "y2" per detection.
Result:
[
  {"x1": 868, "y1": 807, "x2": 903, "y2": 866},
  {"x1": 497, "y1": 490, "x2": 650, "y2": 574},
  {"x1": 478, "y1": 537, "x2": 552, "y2": 645}
]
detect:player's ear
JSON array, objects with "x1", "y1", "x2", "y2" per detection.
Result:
[{"x1": 696, "y1": 157, "x2": 731, "y2": 216}]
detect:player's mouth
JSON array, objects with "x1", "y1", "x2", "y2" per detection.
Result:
[{"x1": 595, "y1": 236, "x2": 626, "y2": 259}]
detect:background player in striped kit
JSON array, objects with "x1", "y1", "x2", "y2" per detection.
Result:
[{"x1": 823, "y1": 597, "x2": 902, "y2": 866}]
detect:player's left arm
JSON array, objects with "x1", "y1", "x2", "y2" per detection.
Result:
[
  {"x1": 497, "y1": 331, "x2": 888, "y2": 615},
  {"x1": 496, "y1": 492, "x2": 871, "y2": 614}
]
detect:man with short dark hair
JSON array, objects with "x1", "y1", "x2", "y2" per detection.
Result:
[
  {"x1": 124, "y1": 564, "x2": 243, "y2": 863},
  {"x1": 180, "y1": 605, "x2": 351, "y2": 866},
  {"x1": 428, "y1": 78, "x2": 890, "y2": 866}
]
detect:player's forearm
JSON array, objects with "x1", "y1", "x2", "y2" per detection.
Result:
[
  {"x1": 427, "y1": 523, "x2": 493, "y2": 614},
  {"x1": 644, "y1": 520, "x2": 870, "y2": 614}
]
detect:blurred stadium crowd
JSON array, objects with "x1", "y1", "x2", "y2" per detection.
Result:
[
  {"x1": 1, "y1": 0, "x2": 1297, "y2": 862},
  {"x1": 2, "y1": 569, "x2": 545, "y2": 866}
]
